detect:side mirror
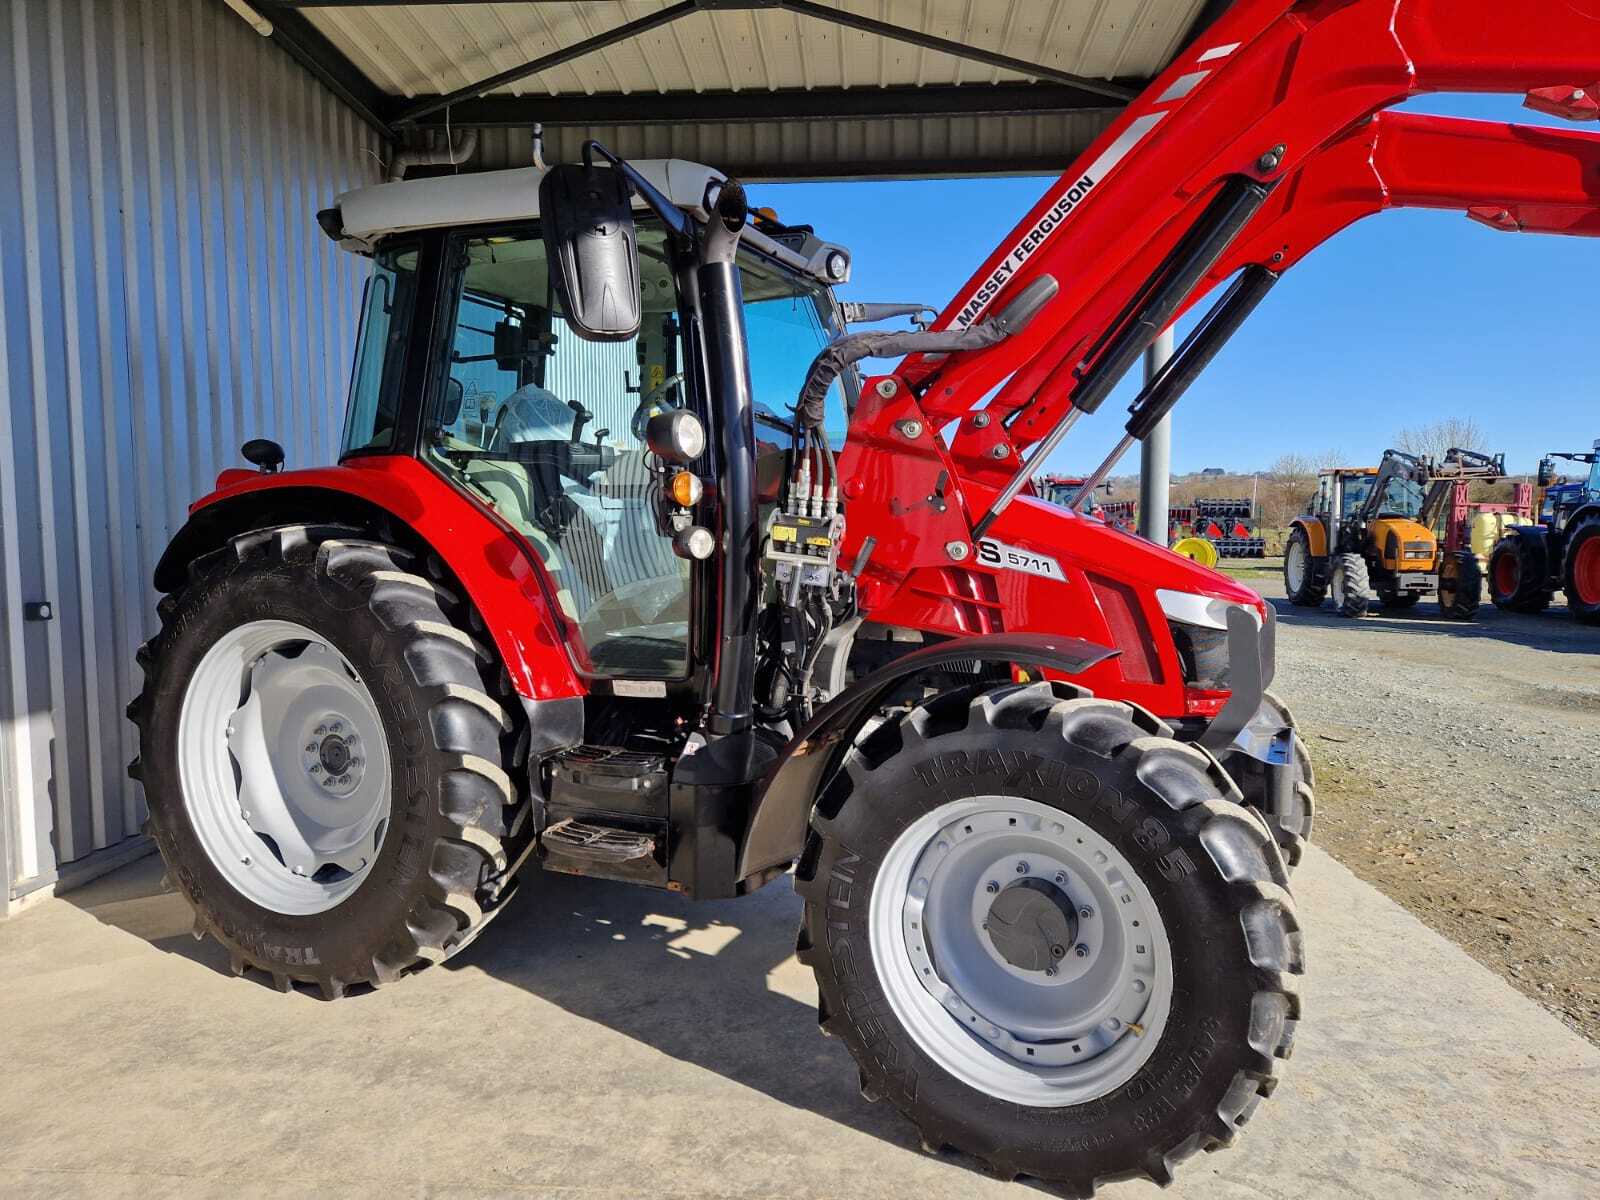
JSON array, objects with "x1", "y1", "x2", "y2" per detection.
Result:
[
  {"x1": 539, "y1": 162, "x2": 641, "y2": 342},
  {"x1": 241, "y1": 438, "x2": 284, "y2": 473}
]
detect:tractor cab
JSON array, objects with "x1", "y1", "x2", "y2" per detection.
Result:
[{"x1": 333, "y1": 157, "x2": 855, "y2": 688}]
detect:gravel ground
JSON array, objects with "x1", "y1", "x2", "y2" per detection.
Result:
[{"x1": 1224, "y1": 561, "x2": 1600, "y2": 1042}]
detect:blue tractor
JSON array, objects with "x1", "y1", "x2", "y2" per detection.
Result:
[{"x1": 1487, "y1": 442, "x2": 1600, "y2": 622}]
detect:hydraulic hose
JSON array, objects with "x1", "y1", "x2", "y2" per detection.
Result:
[{"x1": 793, "y1": 274, "x2": 1059, "y2": 429}]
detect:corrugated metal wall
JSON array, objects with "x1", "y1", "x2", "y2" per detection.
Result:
[{"x1": 0, "y1": 0, "x2": 381, "y2": 902}]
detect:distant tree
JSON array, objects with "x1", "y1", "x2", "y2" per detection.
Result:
[
  {"x1": 1256, "y1": 450, "x2": 1343, "y2": 527},
  {"x1": 1393, "y1": 418, "x2": 1487, "y2": 463}
]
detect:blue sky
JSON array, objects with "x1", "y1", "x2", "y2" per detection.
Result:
[{"x1": 747, "y1": 94, "x2": 1598, "y2": 477}]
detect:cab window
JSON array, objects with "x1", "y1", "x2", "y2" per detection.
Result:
[
  {"x1": 425, "y1": 224, "x2": 693, "y2": 679},
  {"x1": 343, "y1": 242, "x2": 420, "y2": 454}
]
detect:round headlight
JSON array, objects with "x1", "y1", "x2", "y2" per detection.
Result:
[
  {"x1": 646, "y1": 408, "x2": 706, "y2": 464},
  {"x1": 825, "y1": 250, "x2": 849, "y2": 282},
  {"x1": 673, "y1": 525, "x2": 716, "y2": 560}
]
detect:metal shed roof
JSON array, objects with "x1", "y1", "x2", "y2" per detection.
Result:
[{"x1": 249, "y1": 1, "x2": 1227, "y2": 178}]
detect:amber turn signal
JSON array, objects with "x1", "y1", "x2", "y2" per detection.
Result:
[{"x1": 668, "y1": 470, "x2": 703, "y2": 508}]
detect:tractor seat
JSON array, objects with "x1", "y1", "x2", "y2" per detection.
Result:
[{"x1": 461, "y1": 459, "x2": 608, "y2": 621}]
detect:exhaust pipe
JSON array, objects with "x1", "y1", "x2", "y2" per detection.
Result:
[{"x1": 697, "y1": 179, "x2": 761, "y2": 738}]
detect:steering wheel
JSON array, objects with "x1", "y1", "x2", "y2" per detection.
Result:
[{"x1": 631, "y1": 373, "x2": 687, "y2": 440}]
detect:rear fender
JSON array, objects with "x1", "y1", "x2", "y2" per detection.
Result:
[
  {"x1": 1291, "y1": 516, "x2": 1327, "y2": 559},
  {"x1": 157, "y1": 456, "x2": 585, "y2": 704},
  {"x1": 735, "y1": 633, "x2": 1118, "y2": 879}
]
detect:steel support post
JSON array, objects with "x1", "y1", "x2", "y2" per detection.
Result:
[{"x1": 1137, "y1": 327, "x2": 1174, "y2": 543}]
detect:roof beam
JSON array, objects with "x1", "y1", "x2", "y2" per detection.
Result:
[
  {"x1": 378, "y1": 0, "x2": 1136, "y2": 125},
  {"x1": 392, "y1": 1, "x2": 701, "y2": 124},
  {"x1": 774, "y1": 0, "x2": 1135, "y2": 101},
  {"x1": 410, "y1": 83, "x2": 1129, "y2": 129}
]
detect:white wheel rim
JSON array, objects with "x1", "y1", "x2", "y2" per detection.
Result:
[
  {"x1": 1286, "y1": 539, "x2": 1307, "y2": 592},
  {"x1": 868, "y1": 796, "x2": 1172, "y2": 1107},
  {"x1": 178, "y1": 620, "x2": 393, "y2": 915}
]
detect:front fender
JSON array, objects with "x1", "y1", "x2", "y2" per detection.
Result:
[
  {"x1": 736, "y1": 633, "x2": 1118, "y2": 879},
  {"x1": 158, "y1": 456, "x2": 585, "y2": 703}
]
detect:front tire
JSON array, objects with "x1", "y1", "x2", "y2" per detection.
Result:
[
  {"x1": 128, "y1": 525, "x2": 527, "y2": 997},
  {"x1": 1282, "y1": 527, "x2": 1325, "y2": 607},
  {"x1": 796, "y1": 683, "x2": 1301, "y2": 1193},
  {"x1": 1329, "y1": 553, "x2": 1370, "y2": 618}
]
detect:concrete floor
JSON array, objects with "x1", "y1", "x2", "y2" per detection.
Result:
[{"x1": 2, "y1": 848, "x2": 1596, "y2": 1199}]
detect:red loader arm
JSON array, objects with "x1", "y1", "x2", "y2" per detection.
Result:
[
  {"x1": 832, "y1": 0, "x2": 1600, "y2": 717},
  {"x1": 888, "y1": 0, "x2": 1600, "y2": 478}
]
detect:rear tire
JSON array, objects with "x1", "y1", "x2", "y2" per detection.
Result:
[
  {"x1": 796, "y1": 682, "x2": 1301, "y2": 1194},
  {"x1": 128, "y1": 525, "x2": 528, "y2": 997},
  {"x1": 1489, "y1": 532, "x2": 1553, "y2": 613},
  {"x1": 1561, "y1": 514, "x2": 1600, "y2": 624},
  {"x1": 1437, "y1": 550, "x2": 1482, "y2": 621},
  {"x1": 1282, "y1": 527, "x2": 1325, "y2": 607},
  {"x1": 1329, "y1": 553, "x2": 1370, "y2": 618}
]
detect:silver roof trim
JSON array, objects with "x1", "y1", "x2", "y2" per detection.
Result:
[{"x1": 330, "y1": 158, "x2": 849, "y2": 284}]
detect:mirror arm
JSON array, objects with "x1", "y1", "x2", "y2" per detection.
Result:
[{"x1": 583, "y1": 139, "x2": 694, "y2": 240}]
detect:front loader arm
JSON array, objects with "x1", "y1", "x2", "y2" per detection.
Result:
[{"x1": 896, "y1": 0, "x2": 1600, "y2": 482}]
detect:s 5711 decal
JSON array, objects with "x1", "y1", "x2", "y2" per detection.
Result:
[{"x1": 977, "y1": 539, "x2": 1066, "y2": 581}]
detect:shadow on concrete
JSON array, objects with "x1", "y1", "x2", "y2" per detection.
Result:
[
  {"x1": 60, "y1": 852, "x2": 241, "y2": 976},
  {"x1": 63, "y1": 852, "x2": 1059, "y2": 1191}
]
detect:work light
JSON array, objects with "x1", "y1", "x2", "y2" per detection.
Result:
[{"x1": 646, "y1": 408, "x2": 706, "y2": 463}]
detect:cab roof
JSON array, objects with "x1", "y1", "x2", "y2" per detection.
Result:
[{"x1": 324, "y1": 159, "x2": 850, "y2": 284}]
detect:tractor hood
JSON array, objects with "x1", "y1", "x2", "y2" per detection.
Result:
[{"x1": 1051, "y1": 501, "x2": 1266, "y2": 612}]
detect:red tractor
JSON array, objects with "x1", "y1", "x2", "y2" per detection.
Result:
[{"x1": 129, "y1": 2, "x2": 1600, "y2": 1191}]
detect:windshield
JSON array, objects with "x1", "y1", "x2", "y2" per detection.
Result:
[
  {"x1": 740, "y1": 255, "x2": 853, "y2": 445},
  {"x1": 1339, "y1": 475, "x2": 1373, "y2": 516},
  {"x1": 1374, "y1": 475, "x2": 1425, "y2": 518}
]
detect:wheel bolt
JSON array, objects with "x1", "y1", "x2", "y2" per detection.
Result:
[
  {"x1": 315, "y1": 725, "x2": 327, "y2": 736},
  {"x1": 225, "y1": 725, "x2": 236, "y2": 738},
  {"x1": 310, "y1": 764, "x2": 321, "y2": 774},
  {"x1": 1079, "y1": 906, "x2": 1094, "y2": 919},
  {"x1": 986, "y1": 880, "x2": 999, "y2": 894},
  {"x1": 1016, "y1": 861, "x2": 1029, "y2": 875},
  {"x1": 347, "y1": 734, "x2": 358, "y2": 746},
  {"x1": 306, "y1": 743, "x2": 317, "y2": 753},
  {"x1": 1054, "y1": 872, "x2": 1066, "y2": 885},
  {"x1": 240, "y1": 855, "x2": 251, "y2": 866},
  {"x1": 1074, "y1": 944, "x2": 1089, "y2": 959},
  {"x1": 330, "y1": 721, "x2": 343, "y2": 734},
  {"x1": 1044, "y1": 966, "x2": 1056, "y2": 978},
  {"x1": 1051, "y1": 944, "x2": 1065, "y2": 959}
]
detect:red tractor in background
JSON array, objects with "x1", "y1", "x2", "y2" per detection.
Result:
[{"x1": 129, "y1": 2, "x2": 1600, "y2": 1192}]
